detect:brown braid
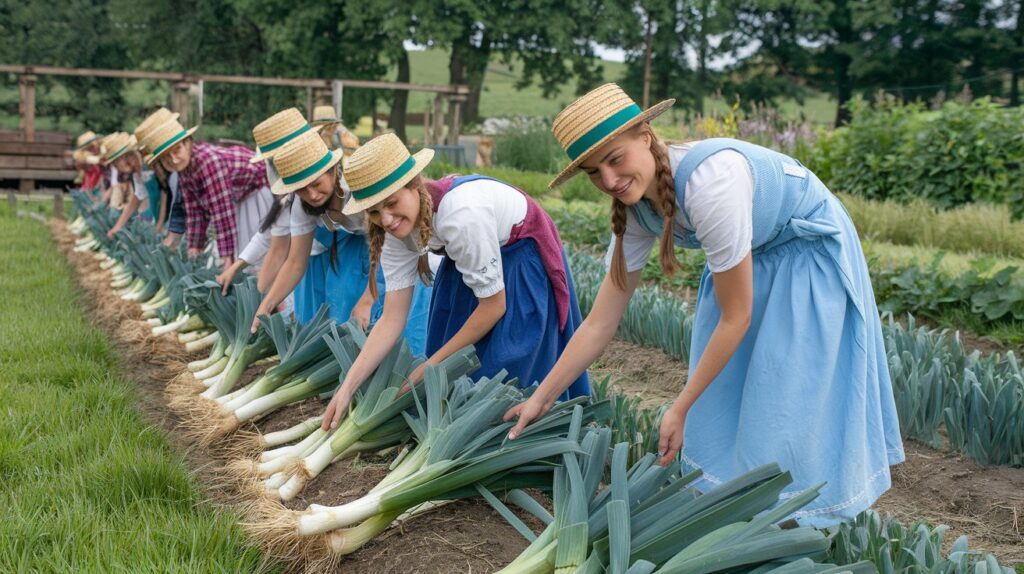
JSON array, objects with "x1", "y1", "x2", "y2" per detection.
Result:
[
  {"x1": 365, "y1": 176, "x2": 435, "y2": 299},
  {"x1": 609, "y1": 199, "x2": 630, "y2": 290},
  {"x1": 643, "y1": 123, "x2": 681, "y2": 278}
]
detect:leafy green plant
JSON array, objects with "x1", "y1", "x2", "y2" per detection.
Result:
[
  {"x1": 808, "y1": 96, "x2": 1024, "y2": 219},
  {"x1": 826, "y1": 509, "x2": 1015, "y2": 574}
]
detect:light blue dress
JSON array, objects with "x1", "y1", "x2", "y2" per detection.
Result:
[
  {"x1": 294, "y1": 221, "x2": 431, "y2": 357},
  {"x1": 630, "y1": 138, "x2": 904, "y2": 527}
]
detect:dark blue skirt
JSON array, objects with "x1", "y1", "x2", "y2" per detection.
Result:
[{"x1": 426, "y1": 238, "x2": 590, "y2": 399}]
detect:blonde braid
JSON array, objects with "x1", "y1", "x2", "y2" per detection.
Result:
[
  {"x1": 366, "y1": 223, "x2": 387, "y2": 299},
  {"x1": 413, "y1": 177, "x2": 435, "y2": 285}
]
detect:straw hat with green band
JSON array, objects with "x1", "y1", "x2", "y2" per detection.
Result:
[
  {"x1": 74, "y1": 130, "x2": 103, "y2": 150},
  {"x1": 341, "y1": 133, "x2": 434, "y2": 216},
  {"x1": 250, "y1": 107, "x2": 313, "y2": 164},
  {"x1": 104, "y1": 132, "x2": 138, "y2": 163},
  {"x1": 134, "y1": 108, "x2": 179, "y2": 156},
  {"x1": 144, "y1": 117, "x2": 199, "y2": 166},
  {"x1": 270, "y1": 130, "x2": 345, "y2": 195},
  {"x1": 311, "y1": 105, "x2": 342, "y2": 128},
  {"x1": 549, "y1": 83, "x2": 674, "y2": 189}
]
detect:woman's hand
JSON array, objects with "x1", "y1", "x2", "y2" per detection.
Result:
[
  {"x1": 503, "y1": 393, "x2": 556, "y2": 440},
  {"x1": 187, "y1": 247, "x2": 202, "y2": 258},
  {"x1": 251, "y1": 300, "x2": 274, "y2": 333},
  {"x1": 657, "y1": 404, "x2": 687, "y2": 467},
  {"x1": 216, "y1": 261, "x2": 243, "y2": 295},
  {"x1": 350, "y1": 297, "x2": 373, "y2": 331},
  {"x1": 321, "y1": 387, "x2": 353, "y2": 431}
]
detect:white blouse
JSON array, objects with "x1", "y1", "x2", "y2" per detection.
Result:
[
  {"x1": 238, "y1": 197, "x2": 293, "y2": 264},
  {"x1": 606, "y1": 143, "x2": 754, "y2": 274},
  {"x1": 381, "y1": 178, "x2": 527, "y2": 296}
]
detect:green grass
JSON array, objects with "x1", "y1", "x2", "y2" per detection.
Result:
[
  {"x1": 0, "y1": 213, "x2": 271, "y2": 572},
  {"x1": 839, "y1": 193, "x2": 1024, "y2": 259}
]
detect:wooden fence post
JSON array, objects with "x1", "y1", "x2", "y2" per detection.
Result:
[{"x1": 52, "y1": 190, "x2": 64, "y2": 220}]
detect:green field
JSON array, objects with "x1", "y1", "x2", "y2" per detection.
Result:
[{"x1": 0, "y1": 212, "x2": 270, "y2": 572}]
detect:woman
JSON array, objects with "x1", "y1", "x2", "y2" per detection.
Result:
[
  {"x1": 319, "y1": 133, "x2": 590, "y2": 431},
  {"x1": 252, "y1": 130, "x2": 431, "y2": 350},
  {"x1": 504, "y1": 84, "x2": 904, "y2": 527},
  {"x1": 142, "y1": 116, "x2": 273, "y2": 272},
  {"x1": 134, "y1": 108, "x2": 185, "y2": 246},
  {"x1": 104, "y1": 132, "x2": 164, "y2": 239},
  {"x1": 217, "y1": 108, "x2": 308, "y2": 295}
]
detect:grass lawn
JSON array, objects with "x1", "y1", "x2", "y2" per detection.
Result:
[{"x1": 0, "y1": 212, "x2": 271, "y2": 572}]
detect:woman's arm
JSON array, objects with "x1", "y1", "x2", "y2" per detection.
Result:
[
  {"x1": 256, "y1": 234, "x2": 291, "y2": 293},
  {"x1": 504, "y1": 269, "x2": 642, "y2": 438},
  {"x1": 107, "y1": 192, "x2": 141, "y2": 238},
  {"x1": 155, "y1": 189, "x2": 168, "y2": 233},
  {"x1": 250, "y1": 231, "x2": 314, "y2": 332},
  {"x1": 349, "y1": 280, "x2": 378, "y2": 331},
  {"x1": 657, "y1": 252, "x2": 752, "y2": 466},
  {"x1": 321, "y1": 286, "x2": 414, "y2": 430}
]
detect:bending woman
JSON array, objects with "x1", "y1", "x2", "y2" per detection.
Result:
[
  {"x1": 252, "y1": 129, "x2": 431, "y2": 350},
  {"x1": 320, "y1": 133, "x2": 590, "y2": 431},
  {"x1": 504, "y1": 84, "x2": 904, "y2": 527}
]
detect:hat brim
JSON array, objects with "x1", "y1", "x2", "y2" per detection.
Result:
[
  {"x1": 74, "y1": 135, "x2": 103, "y2": 151},
  {"x1": 313, "y1": 119, "x2": 342, "y2": 128},
  {"x1": 146, "y1": 126, "x2": 199, "y2": 166},
  {"x1": 548, "y1": 99, "x2": 675, "y2": 189},
  {"x1": 342, "y1": 148, "x2": 434, "y2": 216},
  {"x1": 271, "y1": 148, "x2": 345, "y2": 196},
  {"x1": 135, "y1": 111, "x2": 181, "y2": 153}
]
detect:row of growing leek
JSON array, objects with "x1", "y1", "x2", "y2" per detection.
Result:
[{"x1": 65, "y1": 191, "x2": 1012, "y2": 573}]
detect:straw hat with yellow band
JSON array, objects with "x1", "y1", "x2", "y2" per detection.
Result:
[
  {"x1": 549, "y1": 83, "x2": 674, "y2": 189},
  {"x1": 74, "y1": 130, "x2": 103, "y2": 150},
  {"x1": 144, "y1": 118, "x2": 199, "y2": 166},
  {"x1": 134, "y1": 108, "x2": 179, "y2": 156},
  {"x1": 270, "y1": 130, "x2": 345, "y2": 195},
  {"x1": 103, "y1": 132, "x2": 138, "y2": 163},
  {"x1": 250, "y1": 107, "x2": 313, "y2": 164},
  {"x1": 341, "y1": 133, "x2": 434, "y2": 216},
  {"x1": 311, "y1": 105, "x2": 342, "y2": 129}
]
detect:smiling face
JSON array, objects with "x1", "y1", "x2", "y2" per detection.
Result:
[
  {"x1": 365, "y1": 182, "x2": 421, "y2": 239},
  {"x1": 158, "y1": 138, "x2": 193, "y2": 173},
  {"x1": 577, "y1": 125, "x2": 657, "y2": 206},
  {"x1": 112, "y1": 152, "x2": 141, "y2": 176}
]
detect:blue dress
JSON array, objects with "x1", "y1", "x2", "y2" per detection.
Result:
[
  {"x1": 425, "y1": 176, "x2": 590, "y2": 400},
  {"x1": 630, "y1": 138, "x2": 904, "y2": 527},
  {"x1": 293, "y1": 223, "x2": 431, "y2": 356}
]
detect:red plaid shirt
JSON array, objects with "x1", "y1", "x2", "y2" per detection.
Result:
[{"x1": 179, "y1": 141, "x2": 268, "y2": 257}]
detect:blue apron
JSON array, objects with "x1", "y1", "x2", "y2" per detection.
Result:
[
  {"x1": 294, "y1": 222, "x2": 431, "y2": 356},
  {"x1": 632, "y1": 138, "x2": 903, "y2": 527},
  {"x1": 425, "y1": 175, "x2": 589, "y2": 399}
]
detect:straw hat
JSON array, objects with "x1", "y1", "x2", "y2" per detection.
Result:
[
  {"x1": 311, "y1": 105, "x2": 342, "y2": 128},
  {"x1": 250, "y1": 107, "x2": 312, "y2": 164},
  {"x1": 341, "y1": 133, "x2": 434, "y2": 215},
  {"x1": 134, "y1": 108, "x2": 179, "y2": 155},
  {"x1": 549, "y1": 83, "x2": 674, "y2": 188},
  {"x1": 75, "y1": 130, "x2": 102, "y2": 150},
  {"x1": 270, "y1": 130, "x2": 345, "y2": 195},
  {"x1": 104, "y1": 132, "x2": 138, "y2": 163},
  {"x1": 144, "y1": 118, "x2": 199, "y2": 165}
]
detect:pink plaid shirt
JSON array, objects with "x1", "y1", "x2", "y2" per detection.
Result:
[{"x1": 179, "y1": 141, "x2": 268, "y2": 257}]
